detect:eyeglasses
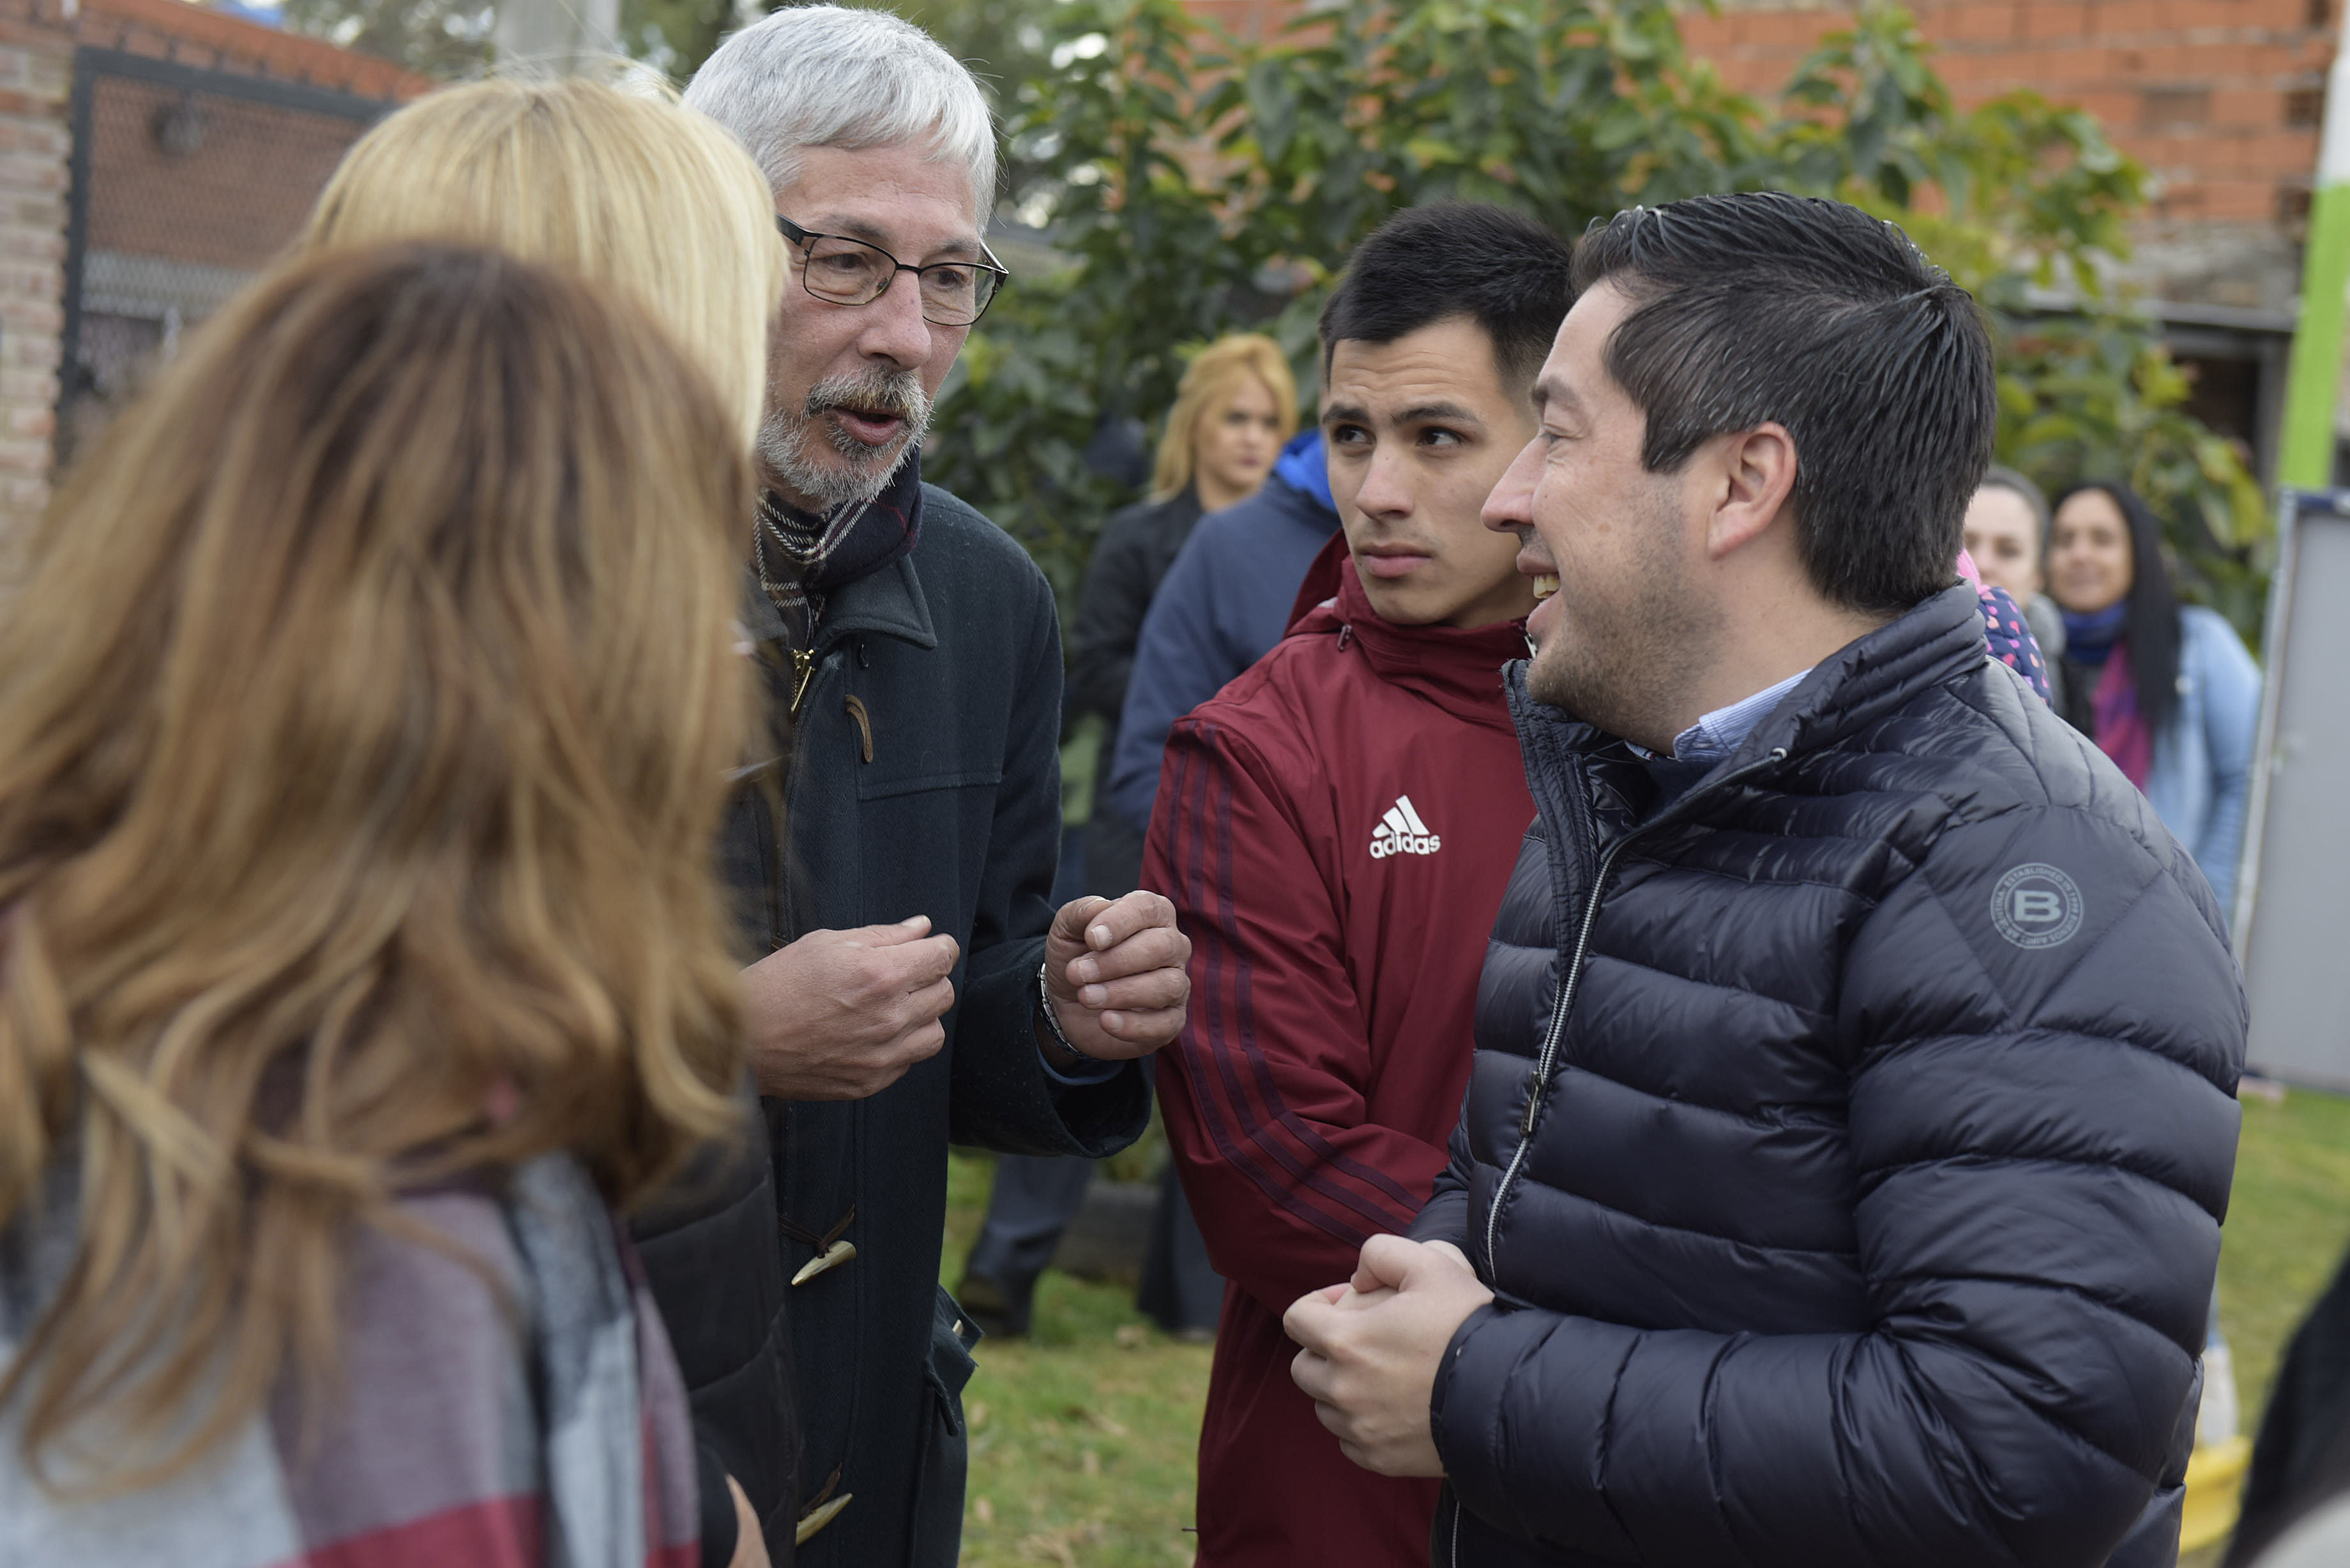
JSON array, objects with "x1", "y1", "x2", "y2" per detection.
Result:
[{"x1": 776, "y1": 215, "x2": 1008, "y2": 327}]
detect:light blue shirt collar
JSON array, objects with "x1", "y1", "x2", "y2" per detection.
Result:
[{"x1": 1666, "y1": 667, "x2": 1811, "y2": 763}]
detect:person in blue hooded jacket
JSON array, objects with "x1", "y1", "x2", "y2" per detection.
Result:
[{"x1": 1098, "y1": 428, "x2": 1342, "y2": 843}]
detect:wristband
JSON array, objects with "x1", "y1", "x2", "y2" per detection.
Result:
[{"x1": 1037, "y1": 958, "x2": 1101, "y2": 1061}]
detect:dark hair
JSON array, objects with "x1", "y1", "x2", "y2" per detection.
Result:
[
  {"x1": 2051, "y1": 479, "x2": 2181, "y2": 733},
  {"x1": 1979, "y1": 464, "x2": 2051, "y2": 538},
  {"x1": 1571, "y1": 192, "x2": 1996, "y2": 614},
  {"x1": 1319, "y1": 202, "x2": 1576, "y2": 392}
]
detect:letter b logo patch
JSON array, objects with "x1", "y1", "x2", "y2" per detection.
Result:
[
  {"x1": 1991, "y1": 863, "x2": 2084, "y2": 949},
  {"x1": 2013, "y1": 889, "x2": 2064, "y2": 925}
]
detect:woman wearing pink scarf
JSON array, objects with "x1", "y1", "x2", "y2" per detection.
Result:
[{"x1": 2047, "y1": 480, "x2": 2263, "y2": 918}]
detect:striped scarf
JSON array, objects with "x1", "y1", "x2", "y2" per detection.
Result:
[{"x1": 754, "y1": 455, "x2": 927, "y2": 645}]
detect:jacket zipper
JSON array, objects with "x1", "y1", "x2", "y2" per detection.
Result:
[{"x1": 1480, "y1": 748, "x2": 1789, "y2": 1278}]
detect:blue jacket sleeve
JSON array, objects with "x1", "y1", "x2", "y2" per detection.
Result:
[
  {"x1": 1408, "y1": 1124, "x2": 1474, "y2": 1250},
  {"x1": 1430, "y1": 787, "x2": 2245, "y2": 1567},
  {"x1": 2182, "y1": 607, "x2": 2262, "y2": 916},
  {"x1": 1102, "y1": 530, "x2": 1240, "y2": 834}
]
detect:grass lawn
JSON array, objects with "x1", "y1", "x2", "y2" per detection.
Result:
[
  {"x1": 2215, "y1": 1085, "x2": 2350, "y2": 1428},
  {"x1": 943, "y1": 1086, "x2": 2350, "y2": 1566},
  {"x1": 941, "y1": 1151, "x2": 1213, "y2": 1567}
]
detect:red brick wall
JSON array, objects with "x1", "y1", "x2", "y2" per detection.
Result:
[
  {"x1": 0, "y1": 0, "x2": 429, "y2": 537},
  {"x1": 72, "y1": 0, "x2": 429, "y2": 99},
  {"x1": 84, "y1": 73, "x2": 379, "y2": 273},
  {"x1": 0, "y1": 3, "x2": 69, "y2": 532},
  {"x1": 1176, "y1": 0, "x2": 2326, "y2": 308},
  {"x1": 1687, "y1": 0, "x2": 2333, "y2": 232}
]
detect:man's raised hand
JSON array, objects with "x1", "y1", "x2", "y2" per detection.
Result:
[
  {"x1": 741, "y1": 917, "x2": 959, "y2": 1101},
  {"x1": 1040, "y1": 891, "x2": 1191, "y2": 1066}
]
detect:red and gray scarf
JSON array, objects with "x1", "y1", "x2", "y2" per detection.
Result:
[{"x1": 3, "y1": 1154, "x2": 701, "y2": 1568}]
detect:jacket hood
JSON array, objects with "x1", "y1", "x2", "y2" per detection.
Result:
[
  {"x1": 1271, "y1": 428, "x2": 1335, "y2": 512},
  {"x1": 1290, "y1": 533, "x2": 1526, "y2": 734}
]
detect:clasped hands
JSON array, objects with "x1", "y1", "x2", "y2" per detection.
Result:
[
  {"x1": 1284, "y1": 1235, "x2": 1494, "y2": 1479},
  {"x1": 739, "y1": 890, "x2": 1190, "y2": 1101}
]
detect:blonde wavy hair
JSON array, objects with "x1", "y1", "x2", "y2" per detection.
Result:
[
  {"x1": 1151, "y1": 333, "x2": 1298, "y2": 501},
  {"x1": 0, "y1": 242, "x2": 757, "y2": 1493},
  {"x1": 300, "y1": 76, "x2": 787, "y2": 446}
]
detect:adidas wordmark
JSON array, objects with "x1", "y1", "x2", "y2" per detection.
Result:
[{"x1": 1369, "y1": 795, "x2": 1441, "y2": 859}]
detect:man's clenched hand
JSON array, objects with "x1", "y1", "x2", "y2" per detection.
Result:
[
  {"x1": 1039, "y1": 891, "x2": 1190, "y2": 1067},
  {"x1": 1285, "y1": 1235, "x2": 1494, "y2": 1477},
  {"x1": 742, "y1": 917, "x2": 959, "y2": 1101}
]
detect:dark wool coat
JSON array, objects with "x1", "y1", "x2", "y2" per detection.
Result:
[
  {"x1": 631, "y1": 1105, "x2": 798, "y2": 1565},
  {"x1": 1068, "y1": 489, "x2": 1205, "y2": 894},
  {"x1": 1413, "y1": 585, "x2": 2247, "y2": 1568},
  {"x1": 1068, "y1": 489, "x2": 1206, "y2": 751},
  {"x1": 734, "y1": 483, "x2": 1151, "y2": 1568}
]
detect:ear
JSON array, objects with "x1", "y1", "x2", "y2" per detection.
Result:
[{"x1": 1701, "y1": 421, "x2": 1799, "y2": 562}]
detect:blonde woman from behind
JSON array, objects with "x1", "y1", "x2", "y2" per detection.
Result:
[
  {"x1": 299, "y1": 76, "x2": 784, "y2": 446},
  {"x1": 298, "y1": 79, "x2": 799, "y2": 1568},
  {"x1": 0, "y1": 242, "x2": 759, "y2": 1568}
]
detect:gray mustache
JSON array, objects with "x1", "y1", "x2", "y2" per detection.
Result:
[{"x1": 805, "y1": 370, "x2": 929, "y2": 425}]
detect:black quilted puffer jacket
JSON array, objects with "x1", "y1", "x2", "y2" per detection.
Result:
[{"x1": 1411, "y1": 584, "x2": 2246, "y2": 1568}]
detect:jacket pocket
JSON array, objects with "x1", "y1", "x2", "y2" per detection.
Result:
[
  {"x1": 907, "y1": 1283, "x2": 983, "y2": 1567},
  {"x1": 854, "y1": 765, "x2": 1004, "y2": 803}
]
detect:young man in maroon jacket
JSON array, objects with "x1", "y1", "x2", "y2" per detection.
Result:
[{"x1": 1145, "y1": 204, "x2": 1576, "y2": 1567}]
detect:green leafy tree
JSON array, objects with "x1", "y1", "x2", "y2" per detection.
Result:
[
  {"x1": 621, "y1": 0, "x2": 1060, "y2": 116},
  {"x1": 926, "y1": 0, "x2": 2269, "y2": 635},
  {"x1": 278, "y1": 0, "x2": 494, "y2": 76}
]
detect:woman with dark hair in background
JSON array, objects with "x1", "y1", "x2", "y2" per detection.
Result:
[{"x1": 2048, "y1": 479, "x2": 2263, "y2": 916}]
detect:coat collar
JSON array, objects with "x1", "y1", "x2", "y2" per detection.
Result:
[
  {"x1": 740, "y1": 523, "x2": 939, "y2": 655},
  {"x1": 1508, "y1": 582, "x2": 1990, "y2": 798},
  {"x1": 1289, "y1": 543, "x2": 1525, "y2": 734}
]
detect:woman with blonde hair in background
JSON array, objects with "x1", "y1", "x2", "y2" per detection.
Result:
[
  {"x1": 957, "y1": 335, "x2": 1295, "y2": 1350},
  {"x1": 1069, "y1": 333, "x2": 1297, "y2": 903},
  {"x1": 296, "y1": 77, "x2": 801, "y2": 1568},
  {"x1": 0, "y1": 243, "x2": 757, "y2": 1566}
]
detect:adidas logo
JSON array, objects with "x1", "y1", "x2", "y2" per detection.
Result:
[{"x1": 1369, "y1": 795, "x2": 1441, "y2": 859}]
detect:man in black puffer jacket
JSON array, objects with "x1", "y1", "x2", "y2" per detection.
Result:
[{"x1": 1285, "y1": 193, "x2": 2247, "y2": 1568}]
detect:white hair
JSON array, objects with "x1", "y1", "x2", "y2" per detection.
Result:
[{"x1": 685, "y1": 5, "x2": 997, "y2": 223}]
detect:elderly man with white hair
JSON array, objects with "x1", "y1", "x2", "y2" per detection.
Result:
[{"x1": 632, "y1": 10, "x2": 1192, "y2": 1567}]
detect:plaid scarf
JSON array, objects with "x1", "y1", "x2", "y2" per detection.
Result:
[
  {"x1": 3, "y1": 1154, "x2": 700, "y2": 1568},
  {"x1": 2089, "y1": 640, "x2": 2156, "y2": 790},
  {"x1": 754, "y1": 453, "x2": 927, "y2": 647}
]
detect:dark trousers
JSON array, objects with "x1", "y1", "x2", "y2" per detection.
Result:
[
  {"x1": 966, "y1": 815, "x2": 1224, "y2": 1334},
  {"x1": 1135, "y1": 1161, "x2": 1223, "y2": 1335},
  {"x1": 961, "y1": 1153, "x2": 1096, "y2": 1334},
  {"x1": 963, "y1": 1156, "x2": 1223, "y2": 1336}
]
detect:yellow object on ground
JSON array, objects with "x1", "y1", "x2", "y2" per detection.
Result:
[{"x1": 2182, "y1": 1435, "x2": 2254, "y2": 1553}]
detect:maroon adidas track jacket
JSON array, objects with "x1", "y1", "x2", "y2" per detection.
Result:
[{"x1": 1148, "y1": 546, "x2": 1536, "y2": 1568}]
